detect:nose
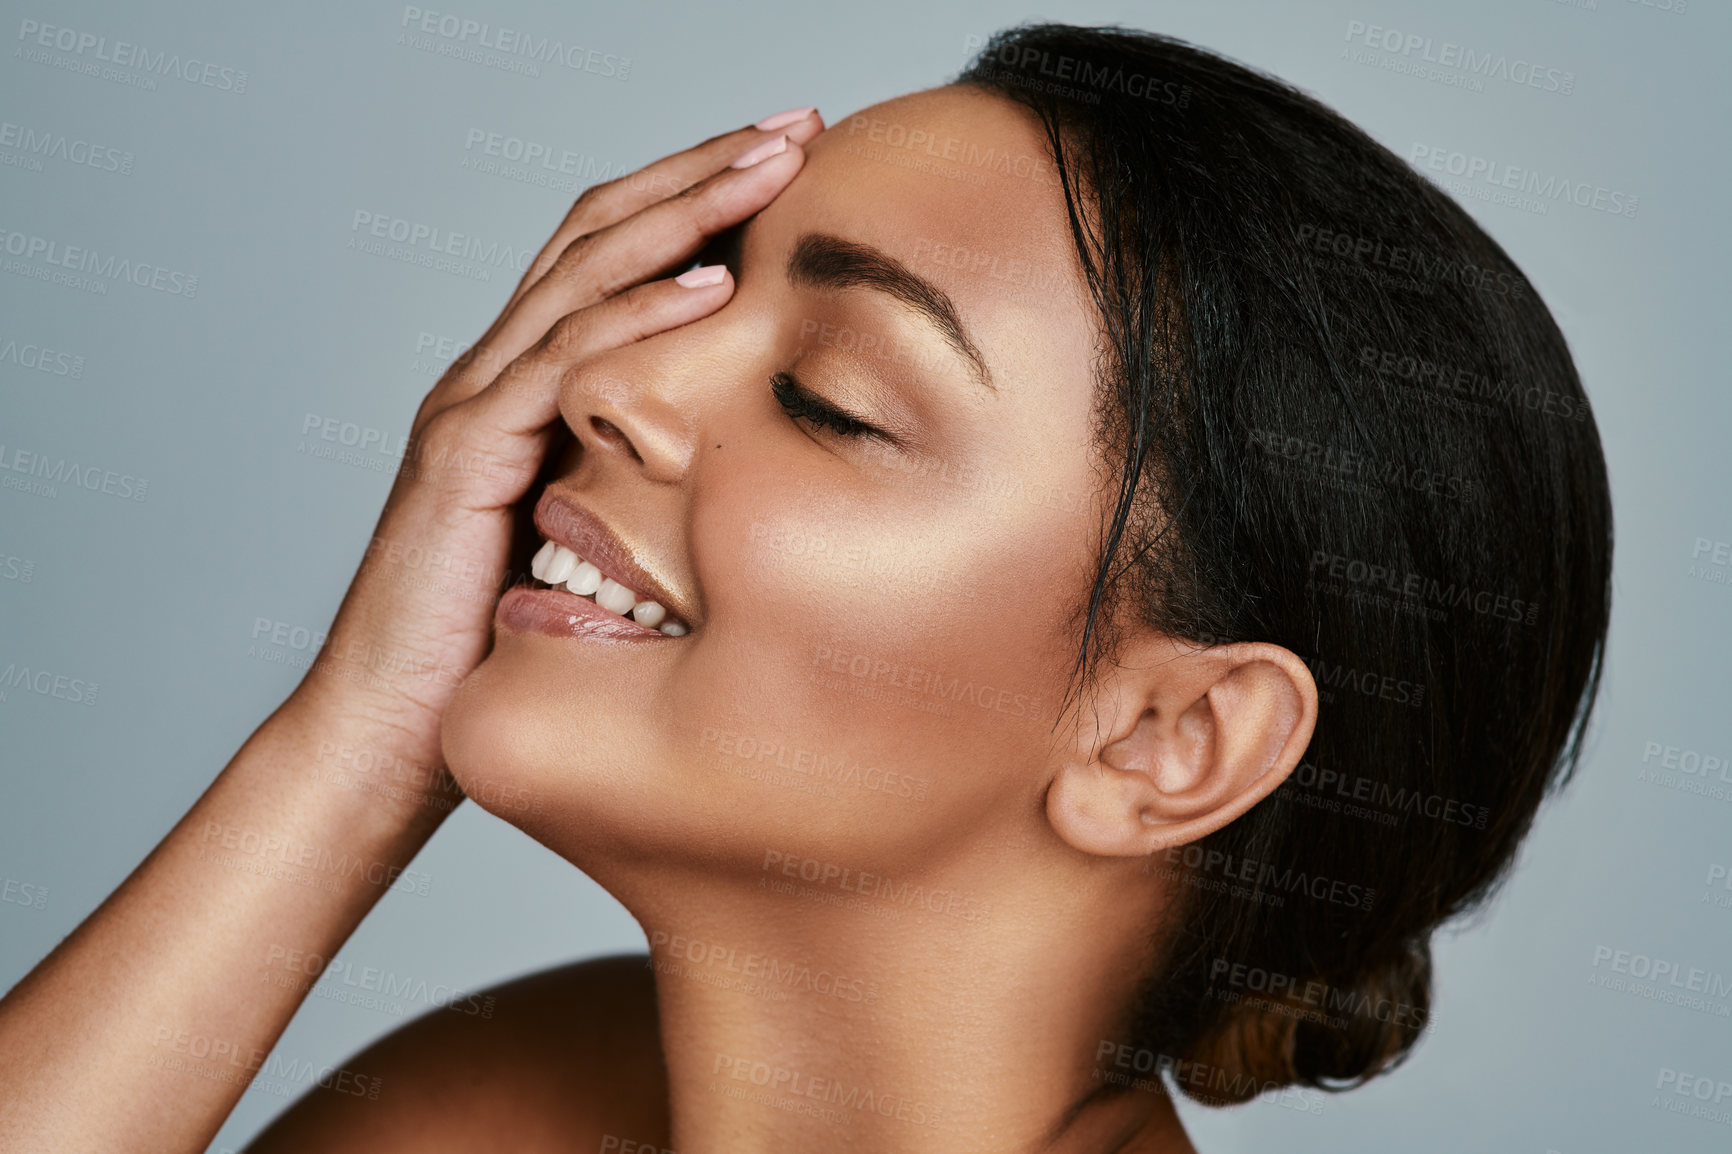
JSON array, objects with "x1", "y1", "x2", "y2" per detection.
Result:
[{"x1": 557, "y1": 358, "x2": 700, "y2": 485}]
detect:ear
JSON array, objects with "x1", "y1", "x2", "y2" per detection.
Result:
[{"x1": 1046, "y1": 633, "x2": 1318, "y2": 858}]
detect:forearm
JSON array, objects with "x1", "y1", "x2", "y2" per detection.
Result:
[
  {"x1": 0, "y1": 109, "x2": 812, "y2": 1154},
  {"x1": 0, "y1": 694, "x2": 454, "y2": 1153}
]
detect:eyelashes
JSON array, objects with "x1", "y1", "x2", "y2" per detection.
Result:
[{"x1": 770, "y1": 371, "x2": 888, "y2": 442}]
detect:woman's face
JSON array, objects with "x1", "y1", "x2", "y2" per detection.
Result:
[{"x1": 443, "y1": 86, "x2": 1109, "y2": 889}]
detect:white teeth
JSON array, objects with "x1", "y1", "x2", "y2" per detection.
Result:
[
  {"x1": 543, "y1": 545, "x2": 578, "y2": 585},
  {"x1": 530, "y1": 540, "x2": 557, "y2": 581},
  {"x1": 530, "y1": 536, "x2": 688, "y2": 635},
  {"x1": 565, "y1": 561, "x2": 602, "y2": 596},
  {"x1": 595, "y1": 578, "x2": 637, "y2": 616}
]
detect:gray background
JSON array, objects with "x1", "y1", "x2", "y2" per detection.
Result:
[{"x1": 2, "y1": 0, "x2": 1727, "y2": 1150}]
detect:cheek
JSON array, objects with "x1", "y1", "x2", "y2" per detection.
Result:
[
  {"x1": 436, "y1": 435, "x2": 1094, "y2": 875},
  {"x1": 669, "y1": 454, "x2": 1082, "y2": 863}
]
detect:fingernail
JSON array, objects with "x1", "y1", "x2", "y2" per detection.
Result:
[
  {"x1": 676, "y1": 264, "x2": 727, "y2": 288},
  {"x1": 730, "y1": 134, "x2": 789, "y2": 169},
  {"x1": 755, "y1": 106, "x2": 816, "y2": 131}
]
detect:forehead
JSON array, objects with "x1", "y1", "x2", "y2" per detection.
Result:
[{"x1": 746, "y1": 87, "x2": 1094, "y2": 376}]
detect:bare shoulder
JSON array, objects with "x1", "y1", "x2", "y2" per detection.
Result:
[{"x1": 243, "y1": 953, "x2": 669, "y2": 1153}]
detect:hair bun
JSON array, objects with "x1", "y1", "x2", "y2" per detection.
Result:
[{"x1": 1175, "y1": 942, "x2": 1432, "y2": 1105}]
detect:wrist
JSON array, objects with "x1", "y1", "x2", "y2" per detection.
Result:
[{"x1": 258, "y1": 686, "x2": 466, "y2": 842}]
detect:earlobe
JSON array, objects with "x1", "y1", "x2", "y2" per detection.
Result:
[{"x1": 1046, "y1": 639, "x2": 1318, "y2": 860}]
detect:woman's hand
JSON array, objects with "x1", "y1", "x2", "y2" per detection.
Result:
[
  {"x1": 0, "y1": 108, "x2": 823, "y2": 1154},
  {"x1": 296, "y1": 109, "x2": 824, "y2": 782}
]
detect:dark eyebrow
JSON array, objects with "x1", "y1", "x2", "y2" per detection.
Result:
[{"x1": 786, "y1": 232, "x2": 994, "y2": 391}]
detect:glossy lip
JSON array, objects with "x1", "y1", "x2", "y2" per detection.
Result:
[
  {"x1": 494, "y1": 488, "x2": 692, "y2": 641},
  {"x1": 496, "y1": 585, "x2": 673, "y2": 642}
]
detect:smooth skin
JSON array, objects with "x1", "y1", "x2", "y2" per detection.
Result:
[
  {"x1": 0, "y1": 110, "x2": 823, "y2": 1153},
  {"x1": 0, "y1": 89, "x2": 1316, "y2": 1154}
]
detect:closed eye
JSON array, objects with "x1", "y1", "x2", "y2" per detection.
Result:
[{"x1": 770, "y1": 372, "x2": 892, "y2": 443}]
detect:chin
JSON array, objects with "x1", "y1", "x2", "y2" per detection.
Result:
[
  {"x1": 439, "y1": 615, "x2": 1025, "y2": 905},
  {"x1": 439, "y1": 634, "x2": 659, "y2": 868},
  {"x1": 437, "y1": 627, "x2": 789, "y2": 885}
]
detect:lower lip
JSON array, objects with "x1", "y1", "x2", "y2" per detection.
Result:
[{"x1": 495, "y1": 586, "x2": 678, "y2": 643}]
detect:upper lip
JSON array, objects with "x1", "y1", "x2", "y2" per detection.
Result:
[{"x1": 531, "y1": 489, "x2": 689, "y2": 625}]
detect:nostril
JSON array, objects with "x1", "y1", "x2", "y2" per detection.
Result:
[{"x1": 589, "y1": 416, "x2": 643, "y2": 463}]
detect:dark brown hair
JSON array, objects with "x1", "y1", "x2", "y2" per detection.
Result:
[{"x1": 957, "y1": 24, "x2": 1612, "y2": 1103}]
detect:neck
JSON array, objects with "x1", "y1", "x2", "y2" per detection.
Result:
[{"x1": 612, "y1": 836, "x2": 1192, "y2": 1154}]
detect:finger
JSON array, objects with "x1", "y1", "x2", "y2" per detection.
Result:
[
  {"x1": 411, "y1": 269, "x2": 736, "y2": 509},
  {"x1": 503, "y1": 108, "x2": 823, "y2": 310},
  {"x1": 430, "y1": 117, "x2": 817, "y2": 416},
  {"x1": 442, "y1": 139, "x2": 803, "y2": 407}
]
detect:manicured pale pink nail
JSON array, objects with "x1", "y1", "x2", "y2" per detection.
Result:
[
  {"x1": 730, "y1": 134, "x2": 789, "y2": 169},
  {"x1": 755, "y1": 106, "x2": 816, "y2": 131},
  {"x1": 675, "y1": 264, "x2": 727, "y2": 288}
]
